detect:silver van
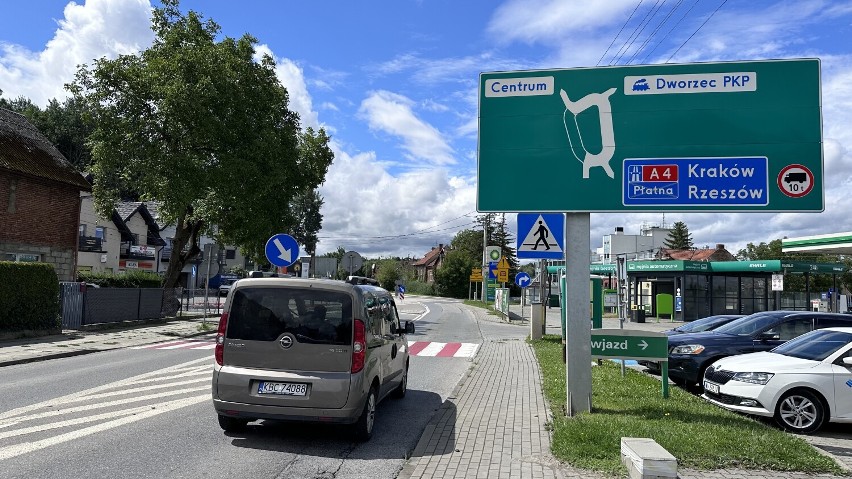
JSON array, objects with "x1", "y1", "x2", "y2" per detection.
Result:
[{"x1": 211, "y1": 278, "x2": 415, "y2": 441}]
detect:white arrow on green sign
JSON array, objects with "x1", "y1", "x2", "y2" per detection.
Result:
[{"x1": 590, "y1": 329, "x2": 668, "y2": 361}]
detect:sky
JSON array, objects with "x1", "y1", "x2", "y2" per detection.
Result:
[{"x1": 2, "y1": 0, "x2": 852, "y2": 261}]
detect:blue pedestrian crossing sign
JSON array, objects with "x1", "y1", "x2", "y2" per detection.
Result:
[
  {"x1": 265, "y1": 234, "x2": 299, "y2": 268},
  {"x1": 515, "y1": 272, "x2": 532, "y2": 288},
  {"x1": 517, "y1": 213, "x2": 564, "y2": 259}
]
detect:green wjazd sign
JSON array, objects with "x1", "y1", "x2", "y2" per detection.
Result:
[
  {"x1": 590, "y1": 329, "x2": 668, "y2": 361},
  {"x1": 478, "y1": 59, "x2": 823, "y2": 213}
]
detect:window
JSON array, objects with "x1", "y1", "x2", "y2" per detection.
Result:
[
  {"x1": 770, "y1": 318, "x2": 814, "y2": 341},
  {"x1": 4, "y1": 253, "x2": 41, "y2": 262},
  {"x1": 95, "y1": 226, "x2": 106, "y2": 243},
  {"x1": 226, "y1": 287, "x2": 352, "y2": 345},
  {"x1": 79, "y1": 224, "x2": 86, "y2": 236},
  {"x1": 226, "y1": 249, "x2": 236, "y2": 260}
]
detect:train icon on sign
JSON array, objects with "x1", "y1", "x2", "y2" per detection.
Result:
[{"x1": 632, "y1": 79, "x2": 650, "y2": 91}]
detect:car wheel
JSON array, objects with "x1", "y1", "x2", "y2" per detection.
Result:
[
  {"x1": 217, "y1": 414, "x2": 249, "y2": 433},
  {"x1": 352, "y1": 386, "x2": 377, "y2": 442},
  {"x1": 774, "y1": 389, "x2": 825, "y2": 434},
  {"x1": 392, "y1": 363, "x2": 408, "y2": 399}
]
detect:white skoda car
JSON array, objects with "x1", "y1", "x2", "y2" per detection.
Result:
[{"x1": 702, "y1": 327, "x2": 852, "y2": 434}]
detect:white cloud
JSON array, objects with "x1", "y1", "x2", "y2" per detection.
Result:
[
  {"x1": 487, "y1": 0, "x2": 640, "y2": 45},
  {"x1": 255, "y1": 45, "x2": 320, "y2": 130},
  {"x1": 317, "y1": 141, "x2": 476, "y2": 258},
  {"x1": 358, "y1": 90, "x2": 456, "y2": 166},
  {"x1": 0, "y1": 0, "x2": 153, "y2": 106}
]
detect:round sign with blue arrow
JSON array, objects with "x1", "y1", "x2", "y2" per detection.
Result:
[
  {"x1": 265, "y1": 234, "x2": 299, "y2": 268},
  {"x1": 515, "y1": 272, "x2": 532, "y2": 288}
]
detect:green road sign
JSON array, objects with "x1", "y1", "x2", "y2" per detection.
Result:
[
  {"x1": 478, "y1": 59, "x2": 822, "y2": 213},
  {"x1": 590, "y1": 329, "x2": 668, "y2": 361}
]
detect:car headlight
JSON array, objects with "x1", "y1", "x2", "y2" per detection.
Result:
[
  {"x1": 670, "y1": 344, "x2": 705, "y2": 355},
  {"x1": 732, "y1": 372, "x2": 774, "y2": 385}
]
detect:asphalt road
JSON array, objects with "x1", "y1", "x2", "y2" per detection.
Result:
[{"x1": 0, "y1": 297, "x2": 488, "y2": 479}]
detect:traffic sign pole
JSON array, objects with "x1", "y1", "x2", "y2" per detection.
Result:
[{"x1": 565, "y1": 213, "x2": 592, "y2": 416}]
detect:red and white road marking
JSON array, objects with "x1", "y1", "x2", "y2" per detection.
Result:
[
  {"x1": 133, "y1": 337, "x2": 479, "y2": 358},
  {"x1": 407, "y1": 341, "x2": 479, "y2": 358}
]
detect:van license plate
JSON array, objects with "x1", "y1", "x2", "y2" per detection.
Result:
[
  {"x1": 257, "y1": 381, "x2": 308, "y2": 396},
  {"x1": 703, "y1": 381, "x2": 720, "y2": 394}
]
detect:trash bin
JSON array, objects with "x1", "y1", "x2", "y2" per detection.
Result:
[
  {"x1": 548, "y1": 294, "x2": 560, "y2": 308},
  {"x1": 631, "y1": 309, "x2": 646, "y2": 323}
]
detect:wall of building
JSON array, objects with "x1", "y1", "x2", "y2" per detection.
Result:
[
  {"x1": 77, "y1": 195, "x2": 121, "y2": 274},
  {"x1": 599, "y1": 226, "x2": 673, "y2": 263},
  {"x1": 1, "y1": 172, "x2": 81, "y2": 280}
]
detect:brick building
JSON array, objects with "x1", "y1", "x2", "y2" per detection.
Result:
[{"x1": 0, "y1": 108, "x2": 90, "y2": 281}]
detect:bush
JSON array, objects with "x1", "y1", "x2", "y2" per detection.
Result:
[
  {"x1": 77, "y1": 270, "x2": 164, "y2": 288},
  {"x1": 405, "y1": 279, "x2": 436, "y2": 296},
  {"x1": 0, "y1": 261, "x2": 60, "y2": 332}
]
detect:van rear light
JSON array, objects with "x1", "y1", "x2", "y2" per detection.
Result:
[
  {"x1": 351, "y1": 319, "x2": 366, "y2": 373},
  {"x1": 215, "y1": 312, "x2": 229, "y2": 366}
]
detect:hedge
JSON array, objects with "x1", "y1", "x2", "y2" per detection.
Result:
[
  {"x1": 0, "y1": 261, "x2": 60, "y2": 332},
  {"x1": 77, "y1": 270, "x2": 164, "y2": 288}
]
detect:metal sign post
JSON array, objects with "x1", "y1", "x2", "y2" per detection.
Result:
[{"x1": 565, "y1": 213, "x2": 592, "y2": 416}]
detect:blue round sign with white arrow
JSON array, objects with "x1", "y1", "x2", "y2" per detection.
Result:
[
  {"x1": 515, "y1": 272, "x2": 532, "y2": 288},
  {"x1": 265, "y1": 234, "x2": 299, "y2": 268}
]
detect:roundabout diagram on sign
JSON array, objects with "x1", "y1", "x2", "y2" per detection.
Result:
[{"x1": 777, "y1": 164, "x2": 814, "y2": 198}]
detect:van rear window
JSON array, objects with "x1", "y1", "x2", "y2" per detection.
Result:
[{"x1": 227, "y1": 287, "x2": 353, "y2": 345}]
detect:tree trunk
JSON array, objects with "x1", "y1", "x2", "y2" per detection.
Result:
[{"x1": 162, "y1": 212, "x2": 205, "y2": 289}]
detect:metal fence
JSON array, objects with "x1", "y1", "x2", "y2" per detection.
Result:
[
  {"x1": 58, "y1": 283, "x2": 184, "y2": 329},
  {"x1": 59, "y1": 282, "x2": 84, "y2": 329}
]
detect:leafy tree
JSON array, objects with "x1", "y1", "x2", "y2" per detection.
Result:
[
  {"x1": 68, "y1": 0, "x2": 333, "y2": 289},
  {"x1": 663, "y1": 221, "x2": 693, "y2": 250},
  {"x1": 435, "y1": 249, "x2": 477, "y2": 299},
  {"x1": 450, "y1": 229, "x2": 483, "y2": 265},
  {"x1": 290, "y1": 187, "x2": 325, "y2": 270},
  {"x1": 493, "y1": 213, "x2": 518, "y2": 269},
  {"x1": 736, "y1": 239, "x2": 785, "y2": 260},
  {"x1": 375, "y1": 258, "x2": 401, "y2": 291}
]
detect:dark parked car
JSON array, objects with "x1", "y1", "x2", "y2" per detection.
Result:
[
  {"x1": 666, "y1": 314, "x2": 744, "y2": 335},
  {"x1": 639, "y1": 314, "x2": 743, "y2": 371},
  {"x1": 659, "y1": 311, "x2": 852, "y2": 387}
]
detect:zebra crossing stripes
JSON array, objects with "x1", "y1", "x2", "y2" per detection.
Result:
[{"x1": 130, "y1": 337, "x2": 216, "y2": 350}]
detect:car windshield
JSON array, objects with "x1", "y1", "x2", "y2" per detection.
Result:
[
  {"x1": 772, "y1": 329, "x2": 852, "y2": 361},
  {"x1": 712, "y1": 312, "x2": 785, "y2": 336},
  {"x1": 675, "y1": 315, "x2": 734, "y2": 333}
]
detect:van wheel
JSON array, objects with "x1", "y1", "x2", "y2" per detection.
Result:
[
  {"x1": 774, "y1": 389, "x2": 825, "y2": 434},
  {"x1": 392, "y1": 364, "x2": 408, "y2": 399},
  {"x1": 217, "y1": 414, "x2": 248, "y2": 432},
  {"x1": 353, "y1": 387, "x2": 377, "y2": 442}
]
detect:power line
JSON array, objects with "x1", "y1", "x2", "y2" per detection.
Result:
[
  {"x1": 667, "y1": 0, "x2": 728, "y2": 63},
  {"x1": 627, "y1": 0, "x2": 684, "y2": 65},
  {"x1": 597, "y1": 0, "x2": 645, "y2": 66},
  {"x1": 640, "y1": 0, "x2": 700, "y2": 64},
  {"x1": 611, "y1": 0, "x2": 666, "y2": 65}
]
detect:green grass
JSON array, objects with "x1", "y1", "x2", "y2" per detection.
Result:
[
  {"x1": 530, "y1": 334, "x2": 846, "y2": 477},
  {"x1": 196, "y1": 322, "x2": 215, "y2": 332},
  {"x1": 463, "y1": 300, "x2": 501, "y2": 317}
]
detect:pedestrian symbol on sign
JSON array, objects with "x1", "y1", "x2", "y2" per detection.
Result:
[
  {"x1": 519, "y1": 215, "x2": 563, "y2": 254},
  {"x1": 533, "y1": 221, "x2": 550, "y2": 250}
]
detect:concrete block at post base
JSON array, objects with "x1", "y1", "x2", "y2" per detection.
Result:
[{"x1": 620, "y1": 437, "x2": 677, "y2": 479}]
